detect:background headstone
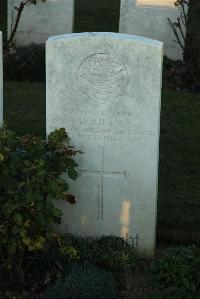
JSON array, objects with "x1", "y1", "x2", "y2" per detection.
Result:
[
  {"x1": 7, "y1": 0, "x2": 74, "y2": 46},
  {"x1": 0, "y1": 31, "x2": 3, "y2": 125},
  {"x1": 120, "y1": 0, "x2": 187, "y2": 60},
  {"x1": 46, "y1": 32, "x2": 163, "y2": 256}
]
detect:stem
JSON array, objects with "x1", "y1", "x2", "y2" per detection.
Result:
[
  {"x1": 167, "y1": 18, "x2": 185, "y2": 51},
  {"x1": 177, "y1": 18, "x2": 186, "y2": 44},
  {"x1": 6, "y1": 0, "x2": 37, "y2": 51},
  {"x1": 181, "y1": 1, "x2": 188, "y2": 25},
  {"x1": 7, "y1": 2, "x2": 25, "y2": 50}
]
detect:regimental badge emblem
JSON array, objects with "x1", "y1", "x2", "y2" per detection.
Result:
[{"x1": 77, "y1": 53, "x2": 128, "y2": 103}]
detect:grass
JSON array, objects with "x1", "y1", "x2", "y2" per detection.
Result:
[
  {"x1": 158, "y1": 91, "x2": 200, "y2": 233},
  {"x1": 3, "y1": 82, "x2": 200, "y2": 238},
  {"x1": 4, "y1": 81, "x2": 45, "y2": 137}
]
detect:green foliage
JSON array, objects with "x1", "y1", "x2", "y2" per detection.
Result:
[
  {"x1": 150, "y1": 246, "x2": 200, "y2": 297},
  {"x1": 0, "y1": 125, "x2": 81, "y2": 286},
  {"x1": 25, "y1": 237, "x2": 79, "y2": 287},
  {"x1": 45, "y1": 263, "x2": 117, "y2": 299},
  {"x1": 150, "y1": 288, "x2": 200, "y2": 299},
  {"x1": 65, "y1": 235, "x2": 136, "y2": 274}
]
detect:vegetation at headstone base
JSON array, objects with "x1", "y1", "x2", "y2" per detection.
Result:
[
  {"x1": 63, "y1": 235, "x2": 136, "y2": 290},
  {"x1": 0, "y1": 125, "x2": 82, "y2": 292},
  {"x1": 45, "y1": 262, "x2": 117, "y2": 299},
  {"x1": 166, "y1": 0, "x2": 200, "y2": 91},
  {"x1": 149, "y1": 246, "x2": 200, "y2": 298}
]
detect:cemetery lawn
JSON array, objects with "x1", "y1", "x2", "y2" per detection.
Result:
[
  {"x1": 4, "y1": 81, "x2": 200, "y2": 241},
  {"x1": 4, "y1": 81, "x2": 46, "y2": 137}
]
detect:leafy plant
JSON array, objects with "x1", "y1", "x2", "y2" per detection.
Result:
[
  {"x1": 65, "y1": 235, "x2": 136, "y2": 273},
  {"x1": 150, "y1": 246, "x2": 200, "y2": 297},
  {"x1": 63, "y1": 235, "x2": 136, "y2": 290},
  {"x1": 150, "y1": 288, "x2": 200, "y2": 299},
  {"x1": 45, "y1": 263, "x2": 117, "y2": 299},
  {"x1": 25, "y1": 236, "x2": 79, "y2": 290},
  {"x1": 0, "y1": 125, "x2": 81, "y2": 290}
]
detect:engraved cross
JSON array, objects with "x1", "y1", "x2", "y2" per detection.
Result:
[{"x1": 79, "y1": 146, "x2": 127, "y2": 220}]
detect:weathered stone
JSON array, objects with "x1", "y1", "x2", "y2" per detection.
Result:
[
  {"x1": 119, "y1": 0, "x2": 187, "y2": 60},
  {"x1": 7, "y1": 0, "x2": 74, "y2": 46},
  {"x1": 46, "y1": 32, "x2": 163, "y2": 256}
]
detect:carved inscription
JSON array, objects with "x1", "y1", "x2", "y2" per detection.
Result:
[
  {"x1": 77, "y1": 53, "x2": 128, "y2": 103},
  {"x1": 59, "y1": 107, "x2": 154, "y2": 143},
  {"x1": 49, "y1": 106, "x2": 154, "y2": 144}
]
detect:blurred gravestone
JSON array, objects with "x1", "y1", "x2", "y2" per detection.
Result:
[
  {"x1": 74, "y1": 0, "x2": 120, "y2": 32},
  {"x1": 7, "y1": 0, "x2": 74, "y2": 46},
  {"x1": 120, "y1": 0, "x2": 187, "y2": 60}
]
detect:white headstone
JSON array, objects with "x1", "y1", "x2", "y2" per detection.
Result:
[
  {"x1": 0, "y1": 32, "x2": 3, "y2": 125},
  {"x1": 120, "y1": 0, "x2": 187, "y2": 60},
  {"x1": 46, "y1": 32, "x2": 163, "y2": 256},
  {"x1": 7, "y1": 0, "x2": 74, "y2": 46}
]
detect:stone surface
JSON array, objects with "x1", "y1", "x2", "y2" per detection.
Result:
[
  {"x1": 7, "y1": 0, "x2": 74, "y2": 46},
  {"x1": 120, "y1": 0, "x2": 187, "y2": 60},
  {"x1": 46, "y1": 32, "x2": 163, "y2": 256},
  {"x1": 0, "y1": 32, "x2": 3, "y2": 125}
]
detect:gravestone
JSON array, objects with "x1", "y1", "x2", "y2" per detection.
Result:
[
  {"x1": 7, "y1": 0, "x2": 74, "y2": 46},
  {"x1": 46, "y1": 32, "x2": 163, "y2": 256},
  {"x1": 0, "y1": 32, "x2": 3, "y2": 125},
  {"x1": 120, "y1": 0, "x2": 187, "y2": 60}
]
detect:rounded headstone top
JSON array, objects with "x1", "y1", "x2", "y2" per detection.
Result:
[{"x1": 47, "y1": 32, "x2": 163, "y2": 48}]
